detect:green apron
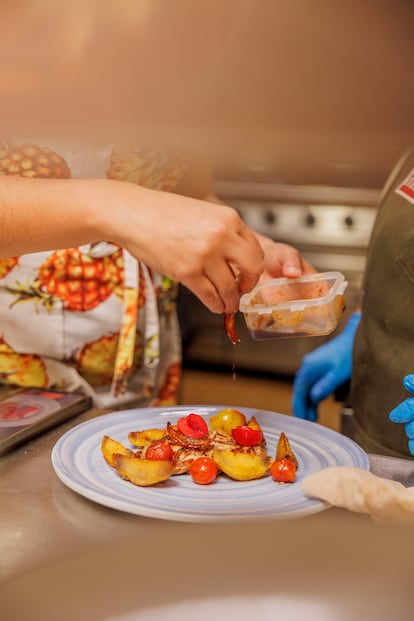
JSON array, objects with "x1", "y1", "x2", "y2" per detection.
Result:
[{"x1": 352, "y1": 149, "x2": 414, "y2": 458}]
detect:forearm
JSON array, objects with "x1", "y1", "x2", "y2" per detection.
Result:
[
  {"x1": 0, "y1": 176, "x2": 112, "y2": 257},
  {"x1": 0, "y1": 175, "x2": 218, "y2": 267},
  {"x1": 0, "y1": 175, "x2": 265, "y2": 313}
]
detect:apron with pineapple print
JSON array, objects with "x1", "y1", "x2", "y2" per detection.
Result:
[{"x1": 0, "y1": 139, "x2": 186, "y2": 409}]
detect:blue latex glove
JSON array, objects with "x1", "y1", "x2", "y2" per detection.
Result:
[
  {"x1": 389, "y1": 375, "x2": 414, "y2": 456},
  {"x1": 292, "y1": 312, "x2": 361, "y2": 421}
]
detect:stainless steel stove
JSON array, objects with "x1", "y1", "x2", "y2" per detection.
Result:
[{"x1": 178, "y1": 180, "x2": 380, "y2": 377}]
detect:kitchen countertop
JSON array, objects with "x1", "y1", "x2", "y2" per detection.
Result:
[{"x1": 2, "y1": 405, "x2": 414, "y2": 621}]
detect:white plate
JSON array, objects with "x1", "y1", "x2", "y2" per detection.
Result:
[{"x1": 51, "y1": 405, "x2": 369, "y2": 523}]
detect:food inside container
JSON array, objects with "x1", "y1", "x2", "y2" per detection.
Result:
[{"x1": 239, "y1": 271, "x2": 348, "y2": 340}]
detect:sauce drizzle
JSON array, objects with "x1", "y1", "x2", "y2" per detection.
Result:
[{"x1": 224, "y1": 313, "x2": 240, "y2": 345}]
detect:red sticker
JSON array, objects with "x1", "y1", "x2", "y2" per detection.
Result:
[{"x1": 396, "y1": 168, "x2": 414, "y2": 205}]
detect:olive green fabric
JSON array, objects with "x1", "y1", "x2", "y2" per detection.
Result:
[{"x1": 352, "y1": 149, "x2": 414, "y2": 458}]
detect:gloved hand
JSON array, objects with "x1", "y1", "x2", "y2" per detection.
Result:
[
  {"x1": 292, "y1": 311, "x2": 361, "y2": 421},
  {"x1": 389, "y1": 374, "x2": 414, "y2": 456}
]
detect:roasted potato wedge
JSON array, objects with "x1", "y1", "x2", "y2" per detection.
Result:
[
  {"x1": 102, "y1": 435, "x2": 134, "y2": 467},
  {"x1": 247, "y1": 415, "x2": 263, "y2": 432},
  {"x1": 128, "y1": 428, "x2": 165, "y2": 447},
  {"x1": 212, "y1": 449, "x2": 271, "y2": 481},
  {"x1": 113, "y1": 454, "x2": 174, "y2": 486},
  {"x1": 275, "y1": 432, "x2": 298, "y2": 468}
]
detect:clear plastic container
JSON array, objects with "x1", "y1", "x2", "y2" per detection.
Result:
[{"x1": 239, "y1": 271, "x2": 348, "y2": 340}]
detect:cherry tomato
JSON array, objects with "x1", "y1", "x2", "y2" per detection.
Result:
[
  {"x1": 270, "y1": 458, "x2": 297, "y2": 483},
  {"x1": 146, "y1": 440, "x2": 174, "y2": 461},
  {"x1": 189, "y1": 457, "x2": 218, "y2": 485},
  {"x1": 231, "y1": 425, "x2": 263, "y2": 446},
  {"x1": 177, "y1": 413, "x2": 208, "y2": 439}
]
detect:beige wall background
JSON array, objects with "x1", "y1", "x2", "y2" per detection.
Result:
[{"x1": 0, "y1": 0, "x2": 413, "y2": 187}]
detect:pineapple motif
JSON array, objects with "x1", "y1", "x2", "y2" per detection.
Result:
[
  {"x1": 74, "y1": 331, "x2": 143, "y2": 386},
  {"x1": 0, "y1": 141, "x2": 70, "y2": 178},
  {"x1": 151, "y1": 360, "x2": 181, "y2": 406},
  {"x1": 3, "y1": 248, "x2": 125, "y2": 312},
  {"x1": 0, "y1": 257, "x2": 19, "y2": 280},
  {"x1": 38, "y1": 248, "x2": 125, "y2": 311},
  {"x1": 0, "y1": 337, "x2": 48, "y2": 387},
  {"x1": 107, "y1": 144, "x2": 186, "y2": 191}
]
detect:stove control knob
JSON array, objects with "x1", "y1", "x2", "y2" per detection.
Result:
[
  {"x1": 264, "y1": 210, "x2": 277, "y2": 225},
  {"x1": 305, "y1": 212, "x2": 316, "y2": 227},
  {"x1": 344, "y1": 215, "x2": 354, "y2": 228}
]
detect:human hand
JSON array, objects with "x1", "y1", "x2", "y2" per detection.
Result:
[
  {"x1": 389, "y1": 375, "x2": 414, "y2": 456},
  {"x1": 110, "y1": 183, "x2": 265, "y2": 314},
  {"x1": 292, "y1": 312, "x2": 361, "y2": 421}
]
